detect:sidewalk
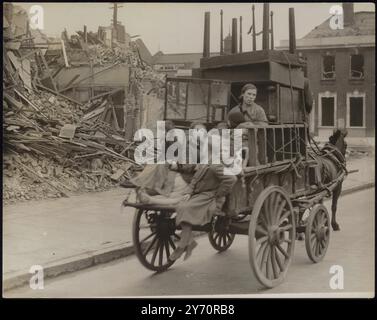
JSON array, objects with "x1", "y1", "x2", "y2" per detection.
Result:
[{"x1": 3, "y1": 156, "x2": 375, "y2": 291}]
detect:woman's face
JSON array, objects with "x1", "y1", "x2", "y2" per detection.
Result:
[{"x1": 242, "y1": 89, "x2": 257, "y2": 105}]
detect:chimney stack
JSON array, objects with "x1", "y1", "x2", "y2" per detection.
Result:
[
  {"x1": 262, "y1": 3, "x2": 270, "y2": 50},
  {"x1": 343, "y1": 3, "x2": 354, "y2": 27},
  {"x1": 231, "y1": 18, "x2": 238, "y2": 54},
  {"x1": 288, "y1": 8, "x2": 296, "y2": 54},
  {"x1": 203, "y1": 12, "x2": 210, "y2": 58}
]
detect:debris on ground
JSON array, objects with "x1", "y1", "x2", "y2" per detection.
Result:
[{"x1": 3, "y1": 3, "x2": 164, "y2": 204}]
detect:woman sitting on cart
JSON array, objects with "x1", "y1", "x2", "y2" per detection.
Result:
[
  {"x1": 130, "y1": 122, "x2": 206, "y2": 204},
  {"x1": 135, "y1": 125, "x2": 238, "y2": 262}
]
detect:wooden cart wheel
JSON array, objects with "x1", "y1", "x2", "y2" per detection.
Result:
[
  {"x1": 305, "y1": 204, "x2": 330, "y2": 263},
  {"x1": 248, "y1": 186, "x2": 296, "y2": 288},
  {"x1": 132, "y1": 208, "x2": 180, "y2": 272},
  {"x1": 208, "y1": 216, "x2": 236, "y2": 252}
]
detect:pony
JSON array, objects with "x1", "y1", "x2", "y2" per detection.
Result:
[{"x1": 310, "y1": 129, "x2": 348, "y2": 231}]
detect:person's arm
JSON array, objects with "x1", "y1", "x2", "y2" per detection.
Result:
[{"x1": 256, "y1": 105, "x2": 268, "y2": 123}]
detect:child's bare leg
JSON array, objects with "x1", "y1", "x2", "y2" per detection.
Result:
[
  {"x1": 138, "y1": 190, "x2": 183, "y2": 206},
  {"x1": 178, "y1": 222, "x2": 193, "y2": 247}
]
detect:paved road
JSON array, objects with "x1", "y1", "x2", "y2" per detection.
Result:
[{"x1": 5, "y1": 189, "x2": 374, "y2": 298}]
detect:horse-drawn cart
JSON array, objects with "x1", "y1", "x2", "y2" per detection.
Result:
[
  {"x1": 122, "y1": 130, "x2": 346, "y2": 288},
  {"x1": 121, "y1": 8, "x2": 347, "y2": 289}
]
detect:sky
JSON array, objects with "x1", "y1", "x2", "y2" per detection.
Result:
[{"x1": 17, "y1": 2, "x2": 375, "y2": 55}]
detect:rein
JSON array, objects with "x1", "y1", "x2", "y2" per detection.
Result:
[{"x1": 321, "y1": 143, "x2": 347, "y2": 174}]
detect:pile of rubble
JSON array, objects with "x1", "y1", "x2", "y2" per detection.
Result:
[
  {"x1": 3, "y1": 82, "x2": 140, "y2": 204},
  {"x1": 3, "y1": 4, "x2": 168, "y2": 204}
]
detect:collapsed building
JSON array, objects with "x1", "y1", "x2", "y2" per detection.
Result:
[{"x1": 3, "y1": 3, "x2": 165, "y2": 204}]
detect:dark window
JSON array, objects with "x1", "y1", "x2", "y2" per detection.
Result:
[
  {"x1": 321, "y1": 97, "x2": 335, "y2": 126},
  {"x1": 349, "y1": 97, "x2": 364, "y2": 127},
  {"x1": 322, "y1": 55, "x2": 335, "y2": 79},
  {"x1": 350, "y1": 54, "x2": 364, "y2": 79}
]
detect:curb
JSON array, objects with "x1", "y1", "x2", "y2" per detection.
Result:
[
  {"x1": 340, "y1": 182, "x2": 375, "y2": 197},
  {"x1": 3, "y1": 182, "x2": 374, "y2": 292}
]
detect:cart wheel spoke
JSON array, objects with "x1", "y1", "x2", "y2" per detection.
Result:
[
  {"x1": 274, "y1": 247, "x2": 284, "y2": 272},
  {"x1": 260, "y1": 242, "x2": 270, "y2": 271},
  {"x1": 259, "y1": 214, "x2": 269, "y2": 229},
  {"x1": 256, "y1": 241, "x2": 268, "y2": 265},
  {"x1": 271, "y1": 246, "x2": 279, "y2": 279},
  {"x1": 266, "y1": 247, "x2": 274, "y2": 280},
  {"x1": 272, "y1": 193, "x2": 281, "y2": 223},
  {"x1": 268, "y1": 193, "x2": 276, "y2": 224},
  {"x1": 256, "y1": 235, "x2": 268, "y2": 246},
  {"x1": 158, "y1": 241, "x2": 164, "y2": 267},
  {"x1": 315, "y1": 241, "x2": 319, "y2": 256},
  {"x1": 140, "y1": 231, "x2": 157, "y2": 244},
  {"x1": 265, "y1": 246, "x2": 272, "y2": 279},
  {"x1": 275, "y1": 199, "x2": 287, "y2": 224},
  {"x1": 150, "y1": 239, "x2": 160, "y2": 266},
  {"x1": 262, "y1": 202, "x2": 271, "y2": 226},
  {"x1": 164, "y1": 239, "x2": 170, "y2": 259},
  {"x1": 278, "y1": 207, "x2": 290, "y2": 225},
  {"x1": 276, "y1": 243, "x2": 289, "y2": 259},
  {"x1": 256, "y1": 225, "x2": 268, "y2": 236},
  {"x1": 168, "y1": 236, "x2": 176, "y2": 250},
  {"x1": 143, "y1": 234, "x2": 158, "y2": 256}
]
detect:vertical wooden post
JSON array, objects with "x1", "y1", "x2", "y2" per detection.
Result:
[
  {"x1": 248, "y1": 129, "x2": 257, "y2": 166},
  {"x1": 239, "y1": 16, "x2": 243, "y2": 53},
  {"x1": 84, "y1": 25, "x2": 87, "y2": 43},
  {"x1": 61, "y1": 39, "x2": 69, "y2": 68},
  {"x1": 252, "y1": 5, "x2": 256, "y2": 51},
  {"x1": 220, "y1": 10, "x2": 224, "y2": 55},
  {"x1": 270, "y1": 11, "x2": 274, "y2": 50},
  {"x1": 262, "y1": 3, "x2": 270, "y2": 50}
]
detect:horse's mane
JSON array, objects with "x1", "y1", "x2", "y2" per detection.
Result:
[{"x1": 329, "y1": 130, "x2": 341, "y2": 145}]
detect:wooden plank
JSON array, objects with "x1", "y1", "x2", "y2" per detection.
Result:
[
  {"x1": 35, "y1": 83, "x2": 83, "y2": 106},
  {"x1": 61, "y1": 39, "x2": 69, "y2": 67},
  {"x1": 111, "y1": 105, "x2": 120, "y2": 131},
  {"x1": 38, "y1": 50, "x2": 58, "y2": 93},
  {"x1": 83, "y1": 106, "x2": 107, "y2": 120},
  {"x1": 257, "y1": 128, "x2": 267, "y2": 165},
  {"x1": 248, "y1": 129, "x2": 257, "y2": 166},
  {"x1": 52, "y1": 65, "x2": 64, "y2": 78},
  {"x1": 4, "y1": 92, "x2": 23, "y2": 110},
  {"x1": 59, "y1": 61, "x2": 122, "y2": 93},
  {"x1": 59, "y1": 74, "x2": 80, "y2": 92}
]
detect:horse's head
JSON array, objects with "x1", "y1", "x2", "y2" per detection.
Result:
[{"x1": 329, "y1": 129, "x2": 348, "y2": 157}]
